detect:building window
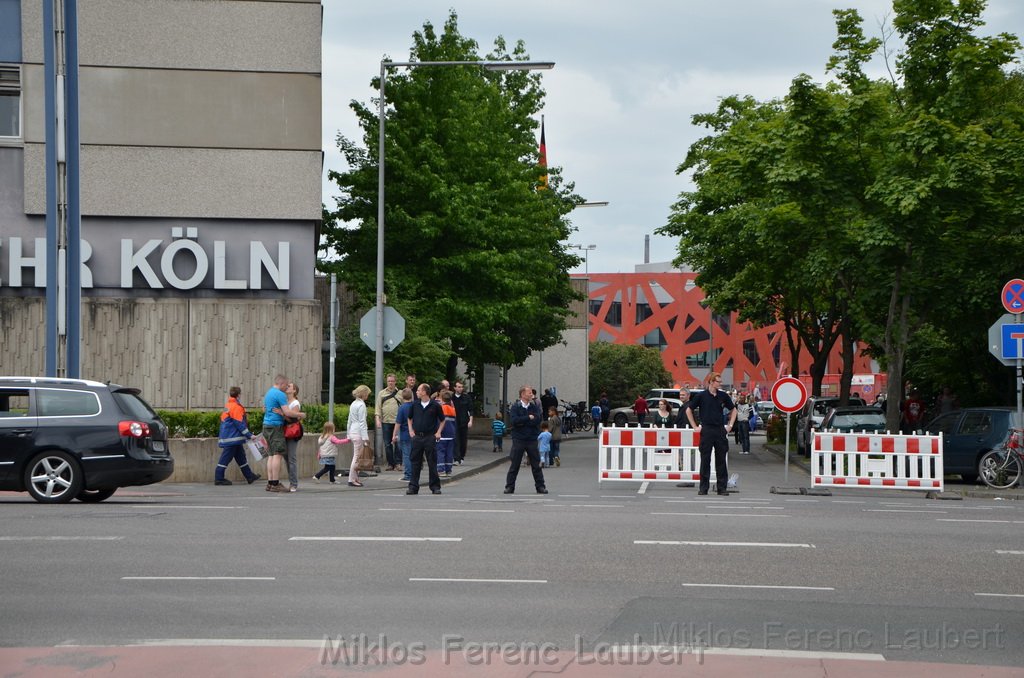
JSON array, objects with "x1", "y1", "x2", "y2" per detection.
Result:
[{"x1": 0, "y1": 66, "x2": 20, "y2": 138}]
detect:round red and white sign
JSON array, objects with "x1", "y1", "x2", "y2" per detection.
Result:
[{"x1": 771, "y1": 377, "x2": 808, "y2": 414}]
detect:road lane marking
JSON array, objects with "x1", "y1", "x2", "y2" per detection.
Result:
[
  {"x1": 937, "y1": 519, "x2": 1024, "y2": 524},
  {"x1": 570, "y1": 504, "x2": 624, "y2": 508},
  {"x1": 636, "y1": 540, "x2": 814, "y2": 548},
  {"x1": 975, "y1": 592, "x2": 1024, "y2": 598},
  {"x1": 0, "y1": 540, "x2": 123, "y2": 544},
  {"x1": 558, "y1": 494, "x2": 590, "y2": 497},
  {"x1": 289, "y1": 537, "x2": 462, "y2": 542},
  {"x1": 409, "y1": 578, "x2": 546, "y2": 584},
  {"x1": 701, "y1": 647, "x2": 884, "y2": 661},
  {"x1": 123, "y1": 505, "x2": 244, "y2": 510},
  {"x1": 682, "y1": 583, "x2": 834, "y2": 591},
  {"x1": 996, "y1": 550, "x2": 1024, "y2": 555},
  {"x1": 638, "y1": 482, "x2": 650, "y2": 495},
  {"x1": 651, "y1": 512, "x2": 789, "y2": 518},
  {"x1": 863, "y1": 509, "x2": 947, "y2": 514},
  {"x1": 832, "y1": 500, "x2": 866, "y2": 504},
  {"x1": 378, "y1": 508, "x2": 514, "y2": 513},
  {"x1": 122, "y1": 577, "x2": 275, "y2": 581}
]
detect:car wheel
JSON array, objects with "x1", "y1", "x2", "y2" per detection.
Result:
[
  {"x1": 77, "y1": 488, "x2": 117, "y2": 503},
  {"x1": 613, "y1": 413, "x2": 628, "y2": 427},
  {"x1": 24, "y1": 451, "x2": 83, "y2": 504}
]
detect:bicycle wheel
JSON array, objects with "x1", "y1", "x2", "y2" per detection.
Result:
[
  {"x1": 579, "y1": 412, "x2": 593, "y2": 431},
  {"x1": 979, "y1": 450, "x2": 1022, "y2": 490}
]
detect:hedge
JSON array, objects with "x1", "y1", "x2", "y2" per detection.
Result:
[{"x1": 158, "y1": 404, "x2": 365, "y2": 438}]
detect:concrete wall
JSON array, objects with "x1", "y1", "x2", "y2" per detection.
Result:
[{"x1": 0, "y1": 296, "x2": 322, "y2": 409}]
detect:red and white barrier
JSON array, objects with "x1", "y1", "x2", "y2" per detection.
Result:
[
  {"x1": 599, "y1": 426, "x2": 708, "y2": 484},
  {"x1": 811, "y1": 431, "x2": 944, "y2": 491}
]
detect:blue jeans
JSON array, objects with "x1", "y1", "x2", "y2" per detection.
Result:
[{"x1": 399, "y1": 439, "x2": 412, "y2": 481}]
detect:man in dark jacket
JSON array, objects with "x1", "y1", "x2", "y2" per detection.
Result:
[
  {"x1": 504, "y1": 385, "x2": 547, "y2": 494},
  {"x1": 684, "y1": 373, "x2": 736, "y2": 496},
  {"x1": 451, "y1": 381, "x2": 474, "y2": 465}
]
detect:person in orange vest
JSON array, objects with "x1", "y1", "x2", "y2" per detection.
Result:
[{"x1": 215, "y1": 386, "x2": 261, "y2": 485}]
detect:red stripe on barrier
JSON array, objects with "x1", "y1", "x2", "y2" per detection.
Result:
[
  {"x1": 644, "y1": 431, "x2": 657, "y2": 447},
  {"x1": 857, "y1": 478, "x2": 872, "y2": 485},
  {"x1": 602, "y1": 429, "x2": 609, "y2": 445},
  {"x1": 669, "y1": 430, "x2": 681, "y2": 448},
  {"x1": 834, "y1": 478, "x2": 847, "y2": 484},
  {"x1": 907, "y1": 438, "x2": 920, "y2": 454},
  {"x1": 908, "y1": 480, "x2": 921, "y2": 487},
  {"x1": 643, "y1": 472, "x2": 656, "y2": 479},
  {"x1": 621, "y1": 472, "x2": 633, "y2": 479},
  {"x1": 931, "y1": 439, "x2": 940, "y2": 454},
  {"x1": 857, "y1": 437, "x2": 870, "y2": 452},
  {"x1": 601, "y1": 471, "x2": 608, "y2": 478},
  {"x1": 882, "y1": 479, "x2": 895, "y2": 486},
  {"x1": 621, "y1": 430, "x2": 634, "y2": 446},
  {"x1": 833, "y1": 437, "x2": 846, "y2": 452},
  {"x1": 882, "y1": 437, "x2": 895, "y2": 453}
]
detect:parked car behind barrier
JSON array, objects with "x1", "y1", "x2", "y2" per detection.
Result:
[
  {"x1": 923, "y1": 407, "x2": 1022, "y2": 483},
  {"x1": 820, "y1": 406, "x2": 888, "y2": 434}
]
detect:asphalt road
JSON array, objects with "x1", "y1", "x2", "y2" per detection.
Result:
[{"x1": 1, "y1": 432, "x2": 1022, "y2": 676}]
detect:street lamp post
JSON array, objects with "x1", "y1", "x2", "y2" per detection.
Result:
[
  {"x1": 375, "y1": 58, "x2": 554, "y2": 456},
  {"x1": 569, "y1": 243, "x2": 597, "y2": 411}
]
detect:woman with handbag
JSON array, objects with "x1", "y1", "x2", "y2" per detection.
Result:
[
  {"x1": 346, "y1": 384, "x2": 371, "y2": 487},
  {"x1": 282, "y1": 382, "x2": 306, "y2": 492}
]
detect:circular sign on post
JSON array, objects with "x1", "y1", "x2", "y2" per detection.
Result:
[
  {"x1": 1002, "y1": 278, "x2": 1024, "y2": 314},
  {"x1": 771, "y1": 377, "x2": 808, "y2": 414}
]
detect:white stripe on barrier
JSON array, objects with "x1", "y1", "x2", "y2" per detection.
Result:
[{"x1": 811, "y1": 431, "x2": 944, "y2": 492}]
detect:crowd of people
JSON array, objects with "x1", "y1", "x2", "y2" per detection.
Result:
[{"x1": 212, "y1": 372, "x2": 536, "y2": 495}]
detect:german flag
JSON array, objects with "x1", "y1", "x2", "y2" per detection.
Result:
[{"x1": 538, "y1": 115, "x2": 548, "y2": 189}]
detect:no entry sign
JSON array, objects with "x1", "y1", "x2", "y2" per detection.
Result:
[{"x1": 771, "y1": 377, "x2": 808, "y2": 414}]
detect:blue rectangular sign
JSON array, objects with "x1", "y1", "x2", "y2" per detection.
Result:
[{"x1": 1001, "y1": 324, "x2": 1024, "y2": 359}]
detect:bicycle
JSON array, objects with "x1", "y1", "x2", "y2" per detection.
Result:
[
  {"x1": 560, "y1": 400, "x2": 592, "y2": 432},
  {"x1": 979, "y1": 428, "x2": 1023, "y2": 490}
]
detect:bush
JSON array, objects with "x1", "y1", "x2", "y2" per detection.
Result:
[
  {"x1": 157, "y1": 404, "x2": 363, "y2": 438},
  {"x1": 765, "y1": 414, "x2": 795, "y2": 443}
]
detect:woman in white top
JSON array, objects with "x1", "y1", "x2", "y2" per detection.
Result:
[
  {"x1": 735, "y1": 395, "x2": 753, "y2": 454},
  {"x1": 346, "y1": 384, "x2": 371, "y2": 487},
  {"x1": 282, "y1": 382, "x2": 307, "y2": 491}
]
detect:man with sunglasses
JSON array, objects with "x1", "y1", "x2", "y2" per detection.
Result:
[{"x1": 684, "y1": 372, "x2": 736, "y2": 496}]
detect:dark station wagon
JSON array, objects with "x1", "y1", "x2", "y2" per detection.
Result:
[{"x1": 0, "y1": 377, "x2": 174, "y2": 503}]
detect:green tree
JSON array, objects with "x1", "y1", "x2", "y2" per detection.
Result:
[
  {"x1": 322, "y1": 12, "x2": 582, "y2": 387},
  {"x1": 662, "y1": 0, "x2": 1024, "y2": 429},
  {"x1": 589, "y1": 343, "x2": 672, "y2": 407}
]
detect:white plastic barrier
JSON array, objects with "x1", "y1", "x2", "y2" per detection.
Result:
[
  {"x1": 599, "y1": 426, "x2": 711, "y2": 484},
  {"x1": 811, "y1": 431, "x2": 944, "y2": 491}
]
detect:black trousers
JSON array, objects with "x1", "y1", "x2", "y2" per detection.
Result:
[
  {"x1": 699, "y1": 426, "x2": 729, "y2": 493},
  {"x1": 505, "y1": 437, "x2": 546, "y2": 492},
  {"x1": 409, "y1": 433, "x2": 441, "y2": 493},
  {"x1": 382, "y1": 423, "x2": 397, "y2": 466},
  {"x1": 455, "y1": 424, "x2": 469, "y2": 462}
]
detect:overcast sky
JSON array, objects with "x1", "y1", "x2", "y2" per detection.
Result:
[{"x1": 322, "y1": 1, "x2": 1024, "y2": 275}]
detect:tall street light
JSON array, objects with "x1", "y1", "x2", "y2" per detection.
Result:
[
  {"x1": 375, "y1": 58, "x2": 554, "y2": 453},
  {"x1": 568, "y1": 243, "x2": 597, "y2": 411},
  {"x1": 569, "y1": 243, "x2": 597, "y2": 275}
]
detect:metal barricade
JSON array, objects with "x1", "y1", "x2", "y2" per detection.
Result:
[
  {"x1": 811, "y1": 431, "x2": 944, "y2": 491},
  {"x1": 599, "y1": 426, "x2": 706, "y2": 484}
]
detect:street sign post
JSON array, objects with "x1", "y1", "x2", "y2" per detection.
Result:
[
  {"x1": 771, "y1": 377, "x2": 808, "y2": 482},
  {"x1": 991, "y1": 279, "x2": 1024, "y2": 450}
]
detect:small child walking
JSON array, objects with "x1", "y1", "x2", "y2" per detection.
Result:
[
  {"x1": 538, "y1": 421, "x2": 552, "y2": 467},
  {"x1": 547, "y1": 406, "x2": 562, "y2": 467},
  {"x1": 313, "y1": 422, "x2": 349, "y2": 484},
  {"x1": 491, "y1": 412, "x2": 507, "y2": 454}
]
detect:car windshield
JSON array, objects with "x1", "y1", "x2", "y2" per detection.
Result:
[{"x1": 832, "y1": 413, "x2": 885, "y2": 429}]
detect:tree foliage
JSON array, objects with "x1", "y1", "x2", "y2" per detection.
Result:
[
  {"x1": 322, "y1": 12, "x2": 582, "y2": 385},
  {"x1": 660, "y1": 0, "x2": 1024, "y2": 424},
  {"x1": 589, "y1": 342, "x2": 673, "y2": 407}
]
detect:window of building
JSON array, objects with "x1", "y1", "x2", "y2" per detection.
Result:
[{"x1": 0, "y1": 66, "x2": 20, "y2": 138}]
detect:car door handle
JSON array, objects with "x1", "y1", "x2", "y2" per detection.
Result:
[{"x1": 8, "y1": 429, "x2": 33, "y2": 436}]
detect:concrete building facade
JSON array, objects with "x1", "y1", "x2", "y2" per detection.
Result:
[{"x1": 0, "y1": 0, "x2": 323, "y2": 409}]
